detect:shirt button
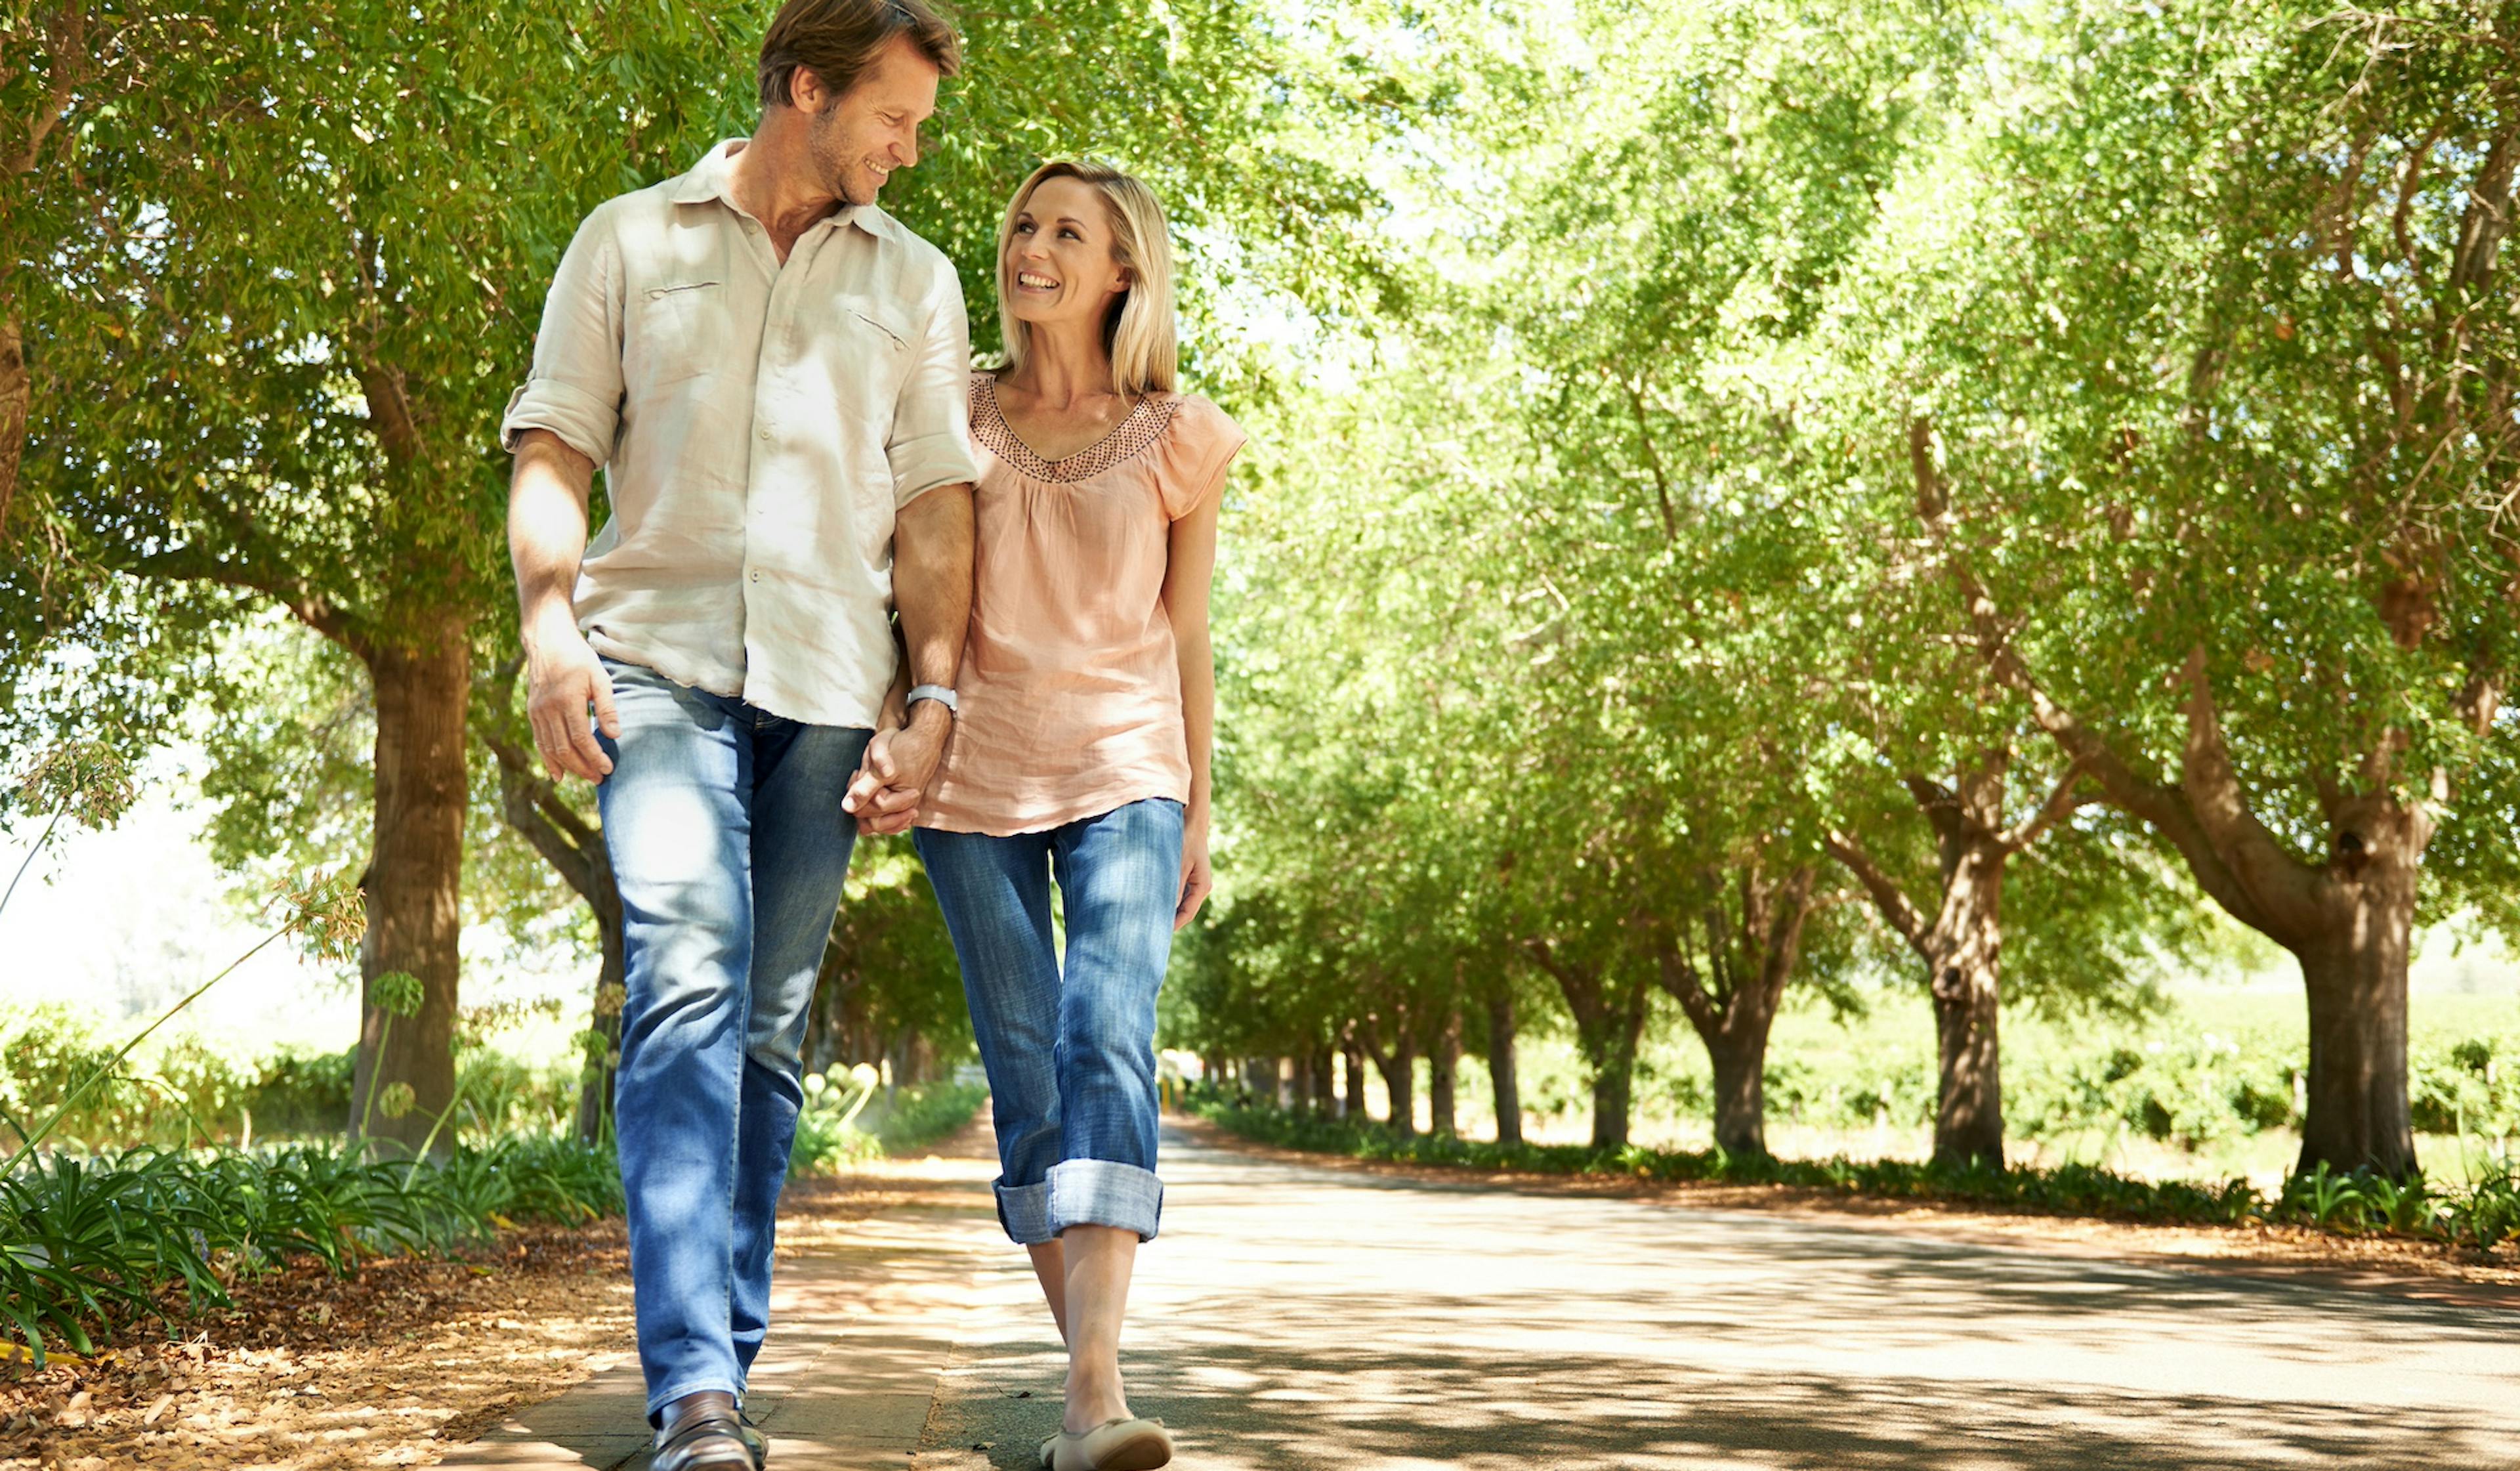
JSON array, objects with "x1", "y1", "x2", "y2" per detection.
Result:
[
  {"x1": 750, "y1": 571, "x2": 761, "y2": 583},
  {"x1": 757, "y1": 427, "x2": 772, "y2": 442}
]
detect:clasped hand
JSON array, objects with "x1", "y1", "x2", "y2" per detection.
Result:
[{"x1": 842, "y1": 706, "x2": 949, "y2": 836}]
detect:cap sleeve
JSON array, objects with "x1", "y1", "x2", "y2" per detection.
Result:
[{"x1": 1158, "y1": 395, "x2": 1247, "y2": 521}]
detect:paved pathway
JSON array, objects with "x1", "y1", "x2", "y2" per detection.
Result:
[{"x1": 444, "y1": 1124, "x2": 2520, "y2": 1471}]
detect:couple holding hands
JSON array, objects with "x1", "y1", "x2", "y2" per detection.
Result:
[{"x1": 501, "y1": 3, "x2": 1238, "y2": 1468}]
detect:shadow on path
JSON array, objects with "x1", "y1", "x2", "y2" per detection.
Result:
[{"x1": 914, "y1": 1126, "x2": 2520, "y2": 1470}]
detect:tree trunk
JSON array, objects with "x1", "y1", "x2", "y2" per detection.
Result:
[
  {"x1": 1654, "y1": 862, "x2": 1819, "y2": 1161},
  {"x1": 574, "y1": 907, "x2": 624, "y2": 1144},
  {"x1": 2292, "y1": 858, "x2": 2418, "y2": 1178},
  {"x1": 1930, "y1": 952, "x2": 2002, "y2": 1168},
  {"x1": 1706, "y1": 1028, "x2": 1769, "y2": 1158},
  {"x1": 1486, "y1": 989, "x2": 1521, "y2": 1146},
  {"x1": 2003, "y1": 649, "x2": 2454, "y2": 1178},
  {"x1": 1309, "y1": 1044, "x2": 1335, "y2": 1115},
  {"x1": 349, "y1": 624, "x2": 470, "y2": 1156},
  {"x1": 1522, "y1": 943, "x2": 1650, "y2": 1151},
  {"x1": 1341, "y1": 1037, "x2": 1367, "y2": 1119},
  {"x1": 1429, "y1": 1008, "x2": 1460, "y2": 1140},
  {"x1": 1829, "y1": 763, "x2": 2028, "y2": 1170},
  {"x1": 1373, "y1": 1035, "x2": 1417, "y2": 1138},
  {"x1": 1905, "y1": 835, "x2": 2007, "y2": 1167},
  {"x1": 0, "y1": 314, "x2": 25, "y2": 530},
  {"x1": 1584, "y1": 987, "x2": 1647, "y2": 1150}
]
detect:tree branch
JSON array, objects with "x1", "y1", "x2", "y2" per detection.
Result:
[
  {"x1": 1648, "y1": 931, "x2": 1717, "y2": 1036},
  {"x1": 6, "y1": 9, "x2": 91, "y2": 177},
  {"x1": 123, "y1": 545, "x2": 369, "y2": 656},
  {"x1": 2446, "y1": 112, "x2": 2517, "y2": 307},
  {"x1": 1899, "y1": 425, "x2": 2293, "y2": 939},
  {"x1": 2171, "y1": 648, "x2": 2326, "y2": 937},
  {"x1": 1627, "y1": 383, "x2": 1677, "y2": 542},
  {"x1": 1900, "y1": 773, "x2": 1965, "y2": 846},
  {"x1": 1754, "y1": 865, "x2": 1819, "y2": 1014},
  {"x1": 1998, "y1": 757, "x2": 2089, "y2": 853},
  {"x1": 1521, "y1": 938, "x2": 1603, "y2": 1022},
  {"x1": 1821, "y1": 830, "x2": 1929, "y2": 956},
  {"x1": 488, "y1": 740, "x2": 605, "y2": 905}
]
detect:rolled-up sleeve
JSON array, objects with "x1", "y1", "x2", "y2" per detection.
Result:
[
  {"x1": 885, "y1": 271, "x2": 980, "y2": 507},
  {"x1": 500, "y1": 207, "x2": 625, "y2": 465}
]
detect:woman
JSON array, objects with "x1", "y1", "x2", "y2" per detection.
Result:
[{"x1": 902, "y1": 160, "x2": 1240, "y2": 1471}]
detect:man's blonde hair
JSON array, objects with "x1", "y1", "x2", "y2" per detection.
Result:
[{"x1": 997, "y1": 160, "x2": 1179, "y2": 396}]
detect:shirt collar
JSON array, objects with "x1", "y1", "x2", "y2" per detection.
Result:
[{"x1": 669, "y1": 137, "x2": 898, "y2": 243}]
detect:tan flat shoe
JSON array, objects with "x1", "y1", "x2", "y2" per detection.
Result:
[{"x1": 1039, "y1": 1417, "x2": 1172, "y2": 1471}]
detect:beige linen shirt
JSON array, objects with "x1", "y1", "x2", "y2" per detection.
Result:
[{"x1": 500, "y1": 139, "x2": 979, "y2": 727}]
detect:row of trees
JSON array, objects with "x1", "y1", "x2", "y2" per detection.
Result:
[
  {"x1": 0, "y1": 0, "x2": 1388, "y2": 1147},
  {"x1": 5, "y1": 1, "x2": 2512, "y2": 1183},
  {"x1": 1177, "y1": 0, "x2": 2519, "y2": 1178}
]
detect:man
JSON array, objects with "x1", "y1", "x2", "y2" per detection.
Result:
[{"x1": 501, "y1": 3, "x2": 972, "y2": 1466}]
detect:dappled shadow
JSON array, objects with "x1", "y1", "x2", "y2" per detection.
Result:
[
  {"x1": 927, "y1": 1336, "x2": 2501, "y2": 1470},
  {"x1": 914, "y1": 1129, "x2": 2520, "y2": 1470}
]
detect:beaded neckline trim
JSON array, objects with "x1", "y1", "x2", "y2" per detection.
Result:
[{"x1": 971, "y1": 373, "x2": 1181, "y2": 484}]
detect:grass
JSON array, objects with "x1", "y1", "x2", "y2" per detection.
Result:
[{"x1": 1191, "y1": 1096, "x2": 2520, "y2": 1252}]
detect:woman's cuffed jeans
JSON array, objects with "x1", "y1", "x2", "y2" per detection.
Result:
[
  {"x1": 595, "y1": 658, "x2": 868, "y2": 1421},
  {"x1": 914, "y1": 798, "x2": 1183, "y2": 1245}
]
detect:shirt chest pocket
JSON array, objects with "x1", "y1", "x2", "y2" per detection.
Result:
[
  {"x1": 834, "y1": 300, "x2": 914, "y2": 406},
  {"x1": 625, "y1": 279, "x2": 724, "y2": 388}
]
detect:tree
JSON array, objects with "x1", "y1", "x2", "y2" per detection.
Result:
[
  {"x1": 1838, "y1": 1, "x2": 2520, "y2": 1176},
  {"x1": 1821, "y1": 754, "x2": 2091, "y2": 1165},
  {"x1": 9, "y1": 3, "x2": 746, "y2": 1151},
  {"x1": 0, "y1": 5, "x2": 253, "y2": 531}
]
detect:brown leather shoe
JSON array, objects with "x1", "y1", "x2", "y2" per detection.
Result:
[{"x1": 653, "y1": 1394, "x2": 759, "y2": 1471}]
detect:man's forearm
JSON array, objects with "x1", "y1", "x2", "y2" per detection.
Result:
[
  {"x1": 892, "y1": 484, "x2": 975, "y2": 693},
  {"x1": 509, "y1": 429, "x2": 597, "y2": 646}
]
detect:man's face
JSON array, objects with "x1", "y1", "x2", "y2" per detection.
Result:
[{"x1": 806, "y1": 35, "x2": 941, "y2": 207}]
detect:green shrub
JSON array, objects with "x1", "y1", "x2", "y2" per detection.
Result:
[
  {"x1": 2410, "y1": 1034, "x2": 2519, "y2": 1138},
  {"x1": 451, "y1": 1049, "x2": 580, "y2": 1138},
  {"x1": 1194, "y1": 1098, "x2": 2520, "y2": 1250},
  {"x1": 2006, "y1": 1031, "x2": 2302, "y2": 1151},
  {"x1": 0, "y1": 1134, "x2": 623, "y2": 1363},
  {"x1": 787, "y1": 1072, "x2": 986, "y2": 1176},
  {"x1": 238, "y1": 1047, "x2": 354, "y2": 1138},
  {"x1": 866, "y1": 1080, "x2": 988, "y2": 1155}
]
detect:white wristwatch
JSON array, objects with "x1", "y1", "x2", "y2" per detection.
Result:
[{"x1": 906, "y1": 684, "x2": 959, "y2": 719}]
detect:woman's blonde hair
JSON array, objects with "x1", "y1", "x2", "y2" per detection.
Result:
[{"x1": 996, "y1": 160, "x2": 1178, "y2": 396}]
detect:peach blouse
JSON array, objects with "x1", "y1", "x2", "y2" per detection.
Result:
[{"x1": 915, "y1": 373, "x2": 1246, "y2": 836}]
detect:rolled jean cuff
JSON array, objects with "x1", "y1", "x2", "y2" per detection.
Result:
[
  {"x1": 1047, "y1": 1159, "x2": 1164, "y2": 1242},
  {"x1": 996, "y1": 1180, "x2": 1055, "y2": 1246}
]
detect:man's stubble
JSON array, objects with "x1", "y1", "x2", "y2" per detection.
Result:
[{"x1": 810, "y1": 104, "x2": 878, "y2": 209}]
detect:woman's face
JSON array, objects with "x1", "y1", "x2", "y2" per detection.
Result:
[{"x1": 1004, "y1": 176, "x2": 1130, "y2": 337}]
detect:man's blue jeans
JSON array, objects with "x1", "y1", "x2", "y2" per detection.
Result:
[
  {"x1": 595, "y1": 658, "x2": 868, "y2": 1420},
  {"x1": 914, "y1": 799, "x2": 1183, "y2": 1245}
]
